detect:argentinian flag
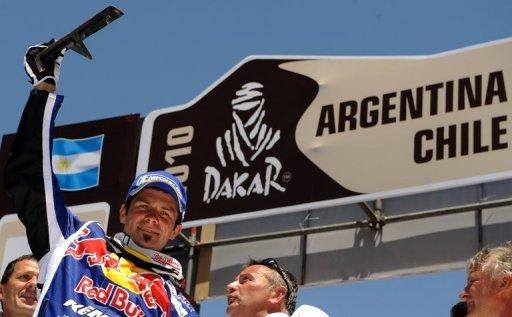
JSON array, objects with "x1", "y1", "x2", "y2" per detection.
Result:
[{"x1": 52, "y1": 135, "x2": 104, "y2": 191}]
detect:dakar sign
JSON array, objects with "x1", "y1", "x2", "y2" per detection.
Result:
[{"x1": 137, "y1": 38, "x2": 512, "y2": 226}]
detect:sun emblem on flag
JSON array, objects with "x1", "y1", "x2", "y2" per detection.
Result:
[{"x1": 55, "y1": 158, "x2": 70, "y2": 172}]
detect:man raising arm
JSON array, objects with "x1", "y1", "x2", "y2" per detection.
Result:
[{"x1": 4, "y1": 40, "x2": 199, "y2": 316}]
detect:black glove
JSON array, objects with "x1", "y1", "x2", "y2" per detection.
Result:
[{"x1": 24, "y1": 39, "x2": 66, "y2": 87}]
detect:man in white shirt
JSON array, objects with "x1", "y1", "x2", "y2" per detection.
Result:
[
  {"x1": 292, "y1": 304, "x2": 329, "y2": 317},
  {"x1": 227, "y1": 258, "x2": 297, "y2": 317},
  {"x1": 227, "y1": 258, "x2": 329, "y2": 317}
]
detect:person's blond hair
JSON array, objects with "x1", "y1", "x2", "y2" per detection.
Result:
[{"x1": 468, "y1": 242, "x2": 512, "y2": 281}]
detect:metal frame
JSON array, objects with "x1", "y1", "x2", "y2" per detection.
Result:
[
  {"x1": 169, "y1": 197, "x2": 512, "y2": 250},
  {"x1": 165, "y1": 196, "x2": 512, "y2": 298}
]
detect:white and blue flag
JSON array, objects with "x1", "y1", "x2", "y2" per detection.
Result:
[{"x1": 52, "y1": 135, "x2": 104, "y2": 191}]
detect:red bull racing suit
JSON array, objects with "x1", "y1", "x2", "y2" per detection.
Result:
[{"x1": 4, "y1": 89, "x2": 200, "y2": 317}]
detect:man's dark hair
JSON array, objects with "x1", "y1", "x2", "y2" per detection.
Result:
[
  {"x1": 1, "y1": 254, "x2": 36, "y2": 285},
  {"x1": 1, "y1": 254, "x2": 36, "y2": 309},
  {"x1": 246, "y1": 258, "x2": 298, "y2": 315}
]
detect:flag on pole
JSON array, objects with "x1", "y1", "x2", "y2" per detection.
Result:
[{"x1": 52, "y1": 135, "x2": 104, "y2": 191}]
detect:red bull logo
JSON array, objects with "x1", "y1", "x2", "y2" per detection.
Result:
[
  {"x1": 65, "y1": 228, "x2": 118, "y2": 268},
  {"x1": 152, "y1": 253, "x2": 181, "y2": 272},
  {"x1": 67, "y1": 227, "x2": 172, "y2": 316},
  {"x1": 75, "y1": 276, "x2": 145, "y2": 317},
  {"x1": 126, "y1": 272, "x2": 170, "y2": 314},
  {"x1": 73, "y1": 272, "x2": 171, "y2": 316}
]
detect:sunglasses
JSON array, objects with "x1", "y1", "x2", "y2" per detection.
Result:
[{"x1": 261, "y1": 258, "x2": 292, "y2": 296}]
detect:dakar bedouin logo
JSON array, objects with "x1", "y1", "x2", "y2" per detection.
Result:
[{"x1": 203, "y1": 82, "x2": 286, "y2": 203}]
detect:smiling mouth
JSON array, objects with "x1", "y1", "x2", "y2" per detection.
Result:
[
  {"x1": 139, "y1": 227, "x2": 158, "y2": 235},
  {"x1": 138, "y1": 228, "x2": 159, "y2": 243},
  {"x1": 20, "y1": 292, "x2": 37, "y2": 302}
]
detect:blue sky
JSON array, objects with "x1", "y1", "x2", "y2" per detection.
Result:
[
  {"x1": 1, "y1": 1, "x2": 511, "y2": 316},
  {"x1": 203, "y1": 269, "x2": 468, "y2": 316}
]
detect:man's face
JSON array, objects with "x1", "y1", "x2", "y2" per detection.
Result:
[
  {"x1": 0, "y1": 259, "x2": 39, "y2": 317},
  {"x1": 226, "y1": 264, "x2": 283, "y2": 317},
  {"x1": 119, "y1": 187, "x2": 182, "y2": 251},
  {"x1": 460, "y1": 269, "x2": 501, "y2": 316}
]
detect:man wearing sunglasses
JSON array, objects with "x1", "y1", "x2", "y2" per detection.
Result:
[
  {"x1": 227, "y1": 258, "x2": 328, "y2": 316},
  {"x1": 227, "y1": 258, "x2": 298, "y2": 317}
]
